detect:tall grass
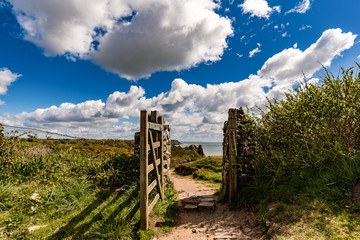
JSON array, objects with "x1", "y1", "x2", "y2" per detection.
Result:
[{"x1": 239, "y1": 64, "x2": 360, "y2": 238}]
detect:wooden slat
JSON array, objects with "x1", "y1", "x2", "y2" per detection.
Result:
[
  {"x1": 140, "y1": 110, "x2": 149, "y2": 230},
  {"x1": 148, "y1": 193, "x2": 160, "y2": 214},
  {"x1": 147, "y1": 141, "x2": 160, "y2": 149},
  {"x1": 148, "y1": 179, "x2": 157, "y2": 193},
  {"x1": 159, "y1": 115, "x2": 165, "y2": 197},
  {"x1": 148, "y1": 122, "x2": 164, "y2": 131},
  {"x1": 147, "y1": 158, "x2": 160, "y2": 173},
  {"x1": 149, "y1": 132, "x2": 164, "y2": 200},
  {"x1": 228, "y1": 108, "x2": 238, "y2": 204},
  {"x1": 147, "y1": 164, "x2": 154, "y2": 174}
]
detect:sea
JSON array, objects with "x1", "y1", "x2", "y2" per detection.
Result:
[{"x1": 180, "y1": 142, "x2": 223, "y2": 156}]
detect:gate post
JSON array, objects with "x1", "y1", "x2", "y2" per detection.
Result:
[
  {"x1": 140, "y1": 110, "x2": 149, "y2": 230},
  {"x1": 228, "y1": 109, "x2": 238, "y2": 204}
]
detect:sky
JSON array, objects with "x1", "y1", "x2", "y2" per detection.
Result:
[{"x1": 0, "y1": 0, "x2": 359, "y2": 141}]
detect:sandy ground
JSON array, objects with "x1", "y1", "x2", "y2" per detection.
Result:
[{"x1": 153, "y1": 173, "x2": 264, "y2": 240}]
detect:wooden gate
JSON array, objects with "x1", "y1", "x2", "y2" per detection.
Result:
[{"x1": 140, "y1": 110, "x2": 170, "y2": 230}]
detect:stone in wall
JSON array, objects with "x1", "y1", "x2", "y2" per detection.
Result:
[
  {"x1": 222, "y1": 107, "x2": 256, "y2": 198},
  {"x1": 222, "y1": 120, "x2": 229, "y2": 196},
  {"x1": 235, "y1": 107, "x2": 255, "y2": 186}
]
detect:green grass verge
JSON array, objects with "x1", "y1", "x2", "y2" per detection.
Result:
[
  {"x1": 0, "y1": 138, "x2": 178, "y2": 239},
  {"x1": 174, "y1": 156, "x2": 222, "y2": 185}
]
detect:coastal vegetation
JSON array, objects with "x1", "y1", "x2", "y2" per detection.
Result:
[
  {"x1": 239, "y1": 64, "x2": 360, "y2": 238},
  {"x1": 171, "y1": 145, "x2": 203, "y2": 162},
  {"x1": 174, "y1": 156, "x2": 222, "y2": 185},
  {"x1": 0, "y1": 136, "x2": 177, "y2": 239},
  {"x1": 2, "y1": 64, "x2": 360, "y2": 239}
]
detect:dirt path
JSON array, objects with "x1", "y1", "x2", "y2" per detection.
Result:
[{"x1": 154, "y1": 173, "x2": 263, "y2": 240}]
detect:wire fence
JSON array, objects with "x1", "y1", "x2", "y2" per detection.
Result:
[
  {"x1": 1, "y1": 123, "x2": 135, "y2": 140},
  {"x1": 1, "y1": 124, "x2": 86, "y2": 139}
]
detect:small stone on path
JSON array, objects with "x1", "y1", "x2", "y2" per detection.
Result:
[
  {"x1": 198, "y1": 201, "x2": 215, "y2": 210},
  {"x1": 214, "y1": 231, "x2": 245, "y2": 239},
  {"x1": 184, "y1": 204, "x2": 198, "y2": 210}
]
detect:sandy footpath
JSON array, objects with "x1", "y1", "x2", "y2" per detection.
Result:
[{"x1": 154, "y1": 173, "x2": 263, "y2": 240}]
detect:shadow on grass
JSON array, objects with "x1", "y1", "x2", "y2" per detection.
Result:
[{"x1": 47, "y1": 185, "x2": 140, "y2": 240}]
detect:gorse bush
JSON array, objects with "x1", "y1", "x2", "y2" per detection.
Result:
[{"x1": 253, "y1": 64, "x2": 360, "y2": 186}]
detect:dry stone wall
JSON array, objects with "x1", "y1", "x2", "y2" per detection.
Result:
[{"x1": 222, "y1": 107, "x2": 255, "y2": 202}]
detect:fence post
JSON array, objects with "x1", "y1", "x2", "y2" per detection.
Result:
[
  {"x1": 158, "y1": 116, "x2": 165, "y2": 197},
  {"x1": 140, "y1": 110, "x2": 149, "y2": 230},
  {"x1": 228, "y1": 109, "x2": 238, "y2": 204}
]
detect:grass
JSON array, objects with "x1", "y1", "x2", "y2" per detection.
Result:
[
  {"x1": 0, "y1": 137, "x2": 178, "y2": 239},
  {"x1": 174, "y1": 156, "x2": 222, "y2": 186},
  {"x1": 234, "y1": 65, "x2": 360, "y2": 239},
  {"x1": 235, "y1": 156, "x2": 360, "y2": 239},
  {"x1": 255, "y1": 200, "x2": 360, "y2": 239},
  {"x1": 170, "y1": 145, "x2": 202, "y2": 162}
]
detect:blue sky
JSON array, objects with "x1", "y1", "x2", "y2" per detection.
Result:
[{"x1": 0, "y1": 0, "x2": 359, "y2": 141}]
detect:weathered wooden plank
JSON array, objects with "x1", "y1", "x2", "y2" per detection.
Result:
[
  {"x1": 147, "y1": 141, "x2": 160, "y2": 150},
  {"x1": 148, "y1": 179, "x2": 157, "y2": 194},
  {"x1": 147, "y1": 158, "x2": 160, "y2": 173},
  {"x1": 148, "y1": 122, "x2": 164, "y2": 131},
  {"x1": 159, "y1": 115, "x2": 165, "y2": 197},
  {"x1": 228, "y1": 108, "x2": 238, "y2": 204},
  {"x1": 149, "y1": 132, "x2": 164, "y2": 200},
  {"x1": 148, "y1": 193, "x2": 160, "y2": 214},
  {"x1": 140, "y1": 110, "x2": 149, "y2": 230},
  {"x1": 151, "y1": 111, "x2": 160, "y2": 171},
  {"x1": 147, "y1": 164, "x2": 154, "y2": 174}
]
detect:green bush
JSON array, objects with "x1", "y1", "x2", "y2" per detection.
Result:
[
  {"x1": 237, "y1": 64, "x2": 360, "y2": 239},
  {"x1": 253, "y1": 64, "x2": 360, "y2": 188}
]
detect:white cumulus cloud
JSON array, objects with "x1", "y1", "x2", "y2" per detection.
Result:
[
  {"x1": 3, "y1": 29, "x2": 356, "y2": 140},
  {"x1": 259, "y1": 28, "x2": 356, "y2": 86},
  {"x1": 8, "y1": 0, "x2": 233, "y2": 80},
  {"x1": 0, "y1": 68, "x2": 21, "y2": 105},
  {"x1": 239, "y1": 0, "x2": 280, "y2": 19}
]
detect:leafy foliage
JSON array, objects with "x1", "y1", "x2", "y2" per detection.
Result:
[
  {"x1": 240, "y1": 64, "x2": 360, "y2": 239},
  {"x1": 253, "y1": 64, "x2": 360, "y2": 186}
]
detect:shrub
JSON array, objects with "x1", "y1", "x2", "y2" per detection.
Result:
[{"x1": 253, "y1": 64, "x2": 360, "y2": 186}]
